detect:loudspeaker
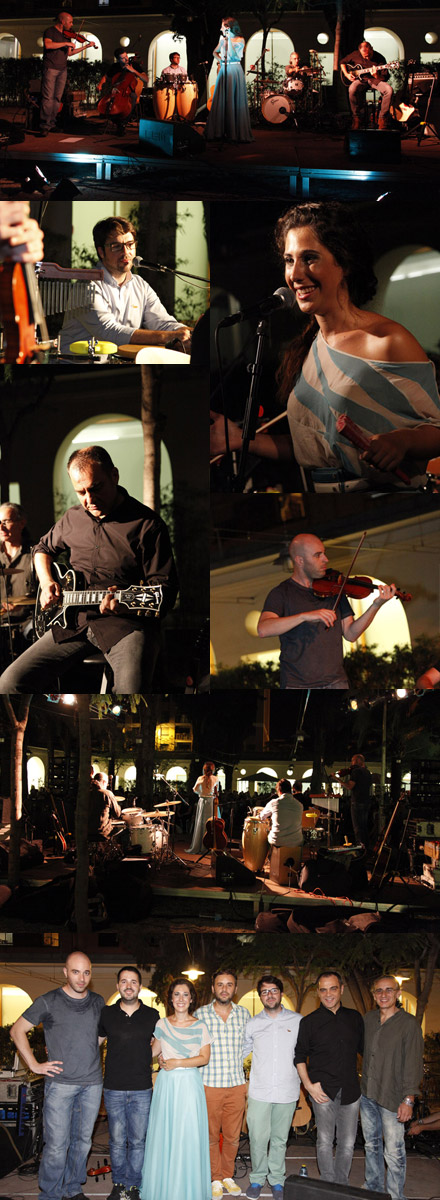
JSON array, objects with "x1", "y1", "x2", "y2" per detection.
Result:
[
  {"x1": 215, "y1": 852, "x2": 256, "y2": 889},
  {"x1": 285, "y1": 1177, "x2": 390, "y2": 1200},
  {"x1": 0, "y1": 1124, "x2": 26, "y2": 1177},
  {"x1": 345, "y1": 129, "x2": 401, "y2": 163},
  {"x1": 139, "y1": 118, "x2": 205, "y2": 157}
]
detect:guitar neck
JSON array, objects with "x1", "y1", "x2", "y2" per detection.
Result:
[{"x1": 61, "y1": 588, "x2": 125, "y2": 608}]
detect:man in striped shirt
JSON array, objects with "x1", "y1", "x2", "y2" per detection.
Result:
[{"x1": 196, "y1": 968, "x2": 249, "y2": 1200}]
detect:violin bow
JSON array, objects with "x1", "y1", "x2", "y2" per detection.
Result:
[{"x1": 330, "y1": 530, "x2": 367, "y2": 612}]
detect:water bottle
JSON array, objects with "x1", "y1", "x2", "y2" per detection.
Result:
[{"x1": 299, "y1": 1165, "x2": 308, "y2": 1178}]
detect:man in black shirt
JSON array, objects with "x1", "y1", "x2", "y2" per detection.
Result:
[
  {"x1": 99, "y1": 966, "x2": 159, "y2": 1200},
  {"x1": 340, "y1": 40, "x2": 393, "y2": 130},
  {"x1": 40, "y1": 10, "x2": 84, "y2": 135},
  {"x1": 0, "y1": 445, "x2": 178, "y2": 694},
  {"x1": 257, "y1": 533, "x2": 396, "y2": 689},
  {"x1": 294, "y1": 970, "x2": 364, "y2": 1186},
  {"x1": 336, "y1": 754, "x2": 372, "y2": 848}
]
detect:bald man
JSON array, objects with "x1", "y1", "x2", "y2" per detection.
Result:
[
  {"x1": 257, "y1": 533, "x2": 396, "y2": 688},
  {"x1": 11, "y1": 953, "x2": 105, "y2": 1200},
  {"x1": 334, "y1": 753, "x2": 372, "y2": 848}
]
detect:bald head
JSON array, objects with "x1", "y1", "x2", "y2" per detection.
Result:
[
  {"x1": 289, "y1": 533, "x2": 328, "y2": 586},
  {"x1": 63, "y1": 952, "x2": 92, "y2": 998}
]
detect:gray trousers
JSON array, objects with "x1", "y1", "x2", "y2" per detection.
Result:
[
  {"x1": 348, "y1": 79, "x2": 393, "y2": 118},
  {"x1": 312, "y1": 1091, "x2": 360, "y2": 1185},
  {"x1": 40, "y1": 66, "x2": 67, "y2": 131},
  {"x1": 0, "y1": 626, "x2": 160, "y2": 694}
]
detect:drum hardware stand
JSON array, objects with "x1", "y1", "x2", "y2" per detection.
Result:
[
  {"x1": 404, "y1": 70, "x2": 439, "y2": 144},
  {"x1": 369, "y1": 795, "x2": 413, "y2": 892},
  {"x1": 155, "y1": 776, "x2": 190, "y2": 869}
]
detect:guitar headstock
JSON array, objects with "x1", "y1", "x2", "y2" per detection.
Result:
[{"x1": 120, "y1": 584, "x2": 163, "y2": 614}]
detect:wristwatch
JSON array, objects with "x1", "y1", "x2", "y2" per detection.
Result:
[{"x1": 403, "y1": 1097, "x2": 414, "y2": 1106}]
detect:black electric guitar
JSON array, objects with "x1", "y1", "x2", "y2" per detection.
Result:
[
  {"x1": 35, "y1": 562, "x2": 163, "y2": 638},
  {"x1": 340, "y1": 58, "x2": 399, "y2": 85}
]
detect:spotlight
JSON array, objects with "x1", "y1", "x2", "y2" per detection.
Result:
[
  {"x1": 111, "y1": 704, "x2": 122, "y2": 715},
  {"x1": 51, "y1": 178, "x2": 82, "y2": 199},
  {"x1": 22, "y1": 164, "x2": 50, "y2": 193}
]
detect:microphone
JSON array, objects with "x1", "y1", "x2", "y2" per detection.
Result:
[
  {"x1": 218, "y1": 286, "x2": 295, "y2": 328},
  {"x1": 133, "y1": 255, "x2": 167, "y2": 273}
]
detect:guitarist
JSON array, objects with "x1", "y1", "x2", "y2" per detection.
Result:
[
  {"x1": 294, "y1": 971, "x2": 364, "y2": 1188},
  {"x1": 0, "y1": 445, "x2": 178, "y2": 694},
  {"x1": 341, "y1": 40, "x2": 393, "y2": 130}
]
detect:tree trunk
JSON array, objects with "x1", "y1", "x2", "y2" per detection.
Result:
[
  {"x1": 415, "y1": 937, "x2": 440, "y2": 1024},
  {"x1": 74, "y1": 695, "x2": 92, "y2": 945},
  {"x1": 141, "y1": 368, "x2": 162, "y2": 511},
  {"x1": 2, "y1": 696, "x2": 32, "y2": 889}
]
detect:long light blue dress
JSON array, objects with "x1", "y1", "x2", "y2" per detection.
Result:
[
  {"x1": 205, "y1": 33, "x2": 253, "y2": 142},
  {"x1": 187, "y1": 774, "x2": 219, "y2": 854},
  {"x1": 140, "y1": 1018, "x2": 211, "y2": 1200}
]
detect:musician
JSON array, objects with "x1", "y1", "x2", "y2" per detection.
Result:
[
  {"x1": 285, "y1": 51, "x2": 306, "y2": 77},
  {"x1": 160, "y1": 52, "x2": 188, "y2": 84},
  {"x1": 257, "y1": 533, "x2": 396, "y2": 689},
  {"x1": 340, "y1": 40, "x2": 393, "y2": 130},
  {"x1": 97, "y1": 49, "x2": 149, "y2": 136},
  {"x1": 205, "y1": 18, "x2": 253, "y2": 143},
  {"x1": 0, "y1": 503, "x2": 36, "y2": 655},
  {"x1": 89, "y1": 772, "x2": 121, "y2": 840},
  {"x1": 187, "y1": 761, "x2": 220, "y2": 854},
  {"x1": 0, "y1": 202, "x2": 44, "y2": 263},
  {"x1": 40, "y1": 9, "x2": 85, "y2": 135},
  {"x1": 333, "y1": 754, "x2": 372, "y2": 848},
  {"x1": 0, "y1": 445, "x2": 178, "y2": 695},
  {"x1": 60, "y1": 217, "x2": 191, "y2": 354},
  {"x1": 259, "y1": 779, "x2": 303, "y2": 851}
]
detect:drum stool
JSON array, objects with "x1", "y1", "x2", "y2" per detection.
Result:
[{"x1": 269, "y1": 844, "x2": 302, "y2": 886}]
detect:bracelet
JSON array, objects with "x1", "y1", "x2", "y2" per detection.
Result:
[{"x1": 403, "y1": 1097, "x2": 414, "y2": 1107}]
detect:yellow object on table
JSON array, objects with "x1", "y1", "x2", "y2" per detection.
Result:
[{"x1": 69, "y1": 340, "x2": 118, "y2": 355}]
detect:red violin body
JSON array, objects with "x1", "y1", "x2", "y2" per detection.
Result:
[
  {"x1": 0, "y1": 262, "x2": 40, "y2": 364},
  {"x1": 312, "y1": 567, "x2": 411, "y2": 603}
]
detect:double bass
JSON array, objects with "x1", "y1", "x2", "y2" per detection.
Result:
[{"x1": 97, "y1": 58, "x2": 146, "y2": 120}]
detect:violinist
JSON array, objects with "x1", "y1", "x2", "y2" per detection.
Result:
[
  {"x1": 332, "y1": 754, "x2": 372, "y2": 848},
  {"x1": 257, "y1": 533, "x2": 396, "y2": 689},
  {"x1": 60, "y1": 217, "x2": 191, "y2": 353},
  {"x1": 98, "y1": 49, "x2": 149, "y2": 136},
  {"x1": 40, "y1": 9, "x2": 85, "y2": 135}
]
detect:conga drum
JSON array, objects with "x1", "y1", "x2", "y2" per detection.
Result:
[
  {"x1": 153, "y1": 83, "x2": 175, "y2": 121},
  {"x1": 242, "y1": 816, "x2": 269, "y2": 872},
  {"x1": 176, "y1": 80, "x2": 198, "y2": 121}
]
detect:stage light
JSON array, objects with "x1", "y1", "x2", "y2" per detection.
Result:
[
  {"x1": 182, "y1": 966, "x2": 205, "y2": 981},
  {"x1": 425, "y1": 32, "x2": 438, "y2": 44},
  {"x1": 317, "y1": 33, "x2": 329, "y2": 44},
  {"x1": 349, "y1": 699, "x2": 358, "y2": 710},
  {"x1": 396, "y1": 688, "x2": 408, "y2": 699},
  {"x1": 111, "y1": 704, "x2": 122, "y2": 715},
  {"x1": 22, "y1": 165, "x2": 50, "y2": 193},
  {"x1": 120, "y1": 36, "x2": 130, "y2": 47},
  {"x1": 62, "y1": 695, "x2": 76, "y2": 705}
]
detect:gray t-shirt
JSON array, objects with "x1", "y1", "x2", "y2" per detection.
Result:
[
  {"x1": 22, "y1": 987, "x2": 105, "y2": 1085},
  {"x1": 262, "y1": 578, "x2": 353, "y2": 689}
]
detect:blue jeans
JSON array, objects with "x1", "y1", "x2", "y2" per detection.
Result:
[
  {"x1": 104, "y1": 1088, "x2": 152, "y2": 1188},
  {"x1": 360, "y1": 1095, "x2": 407, "y2": 1200},
  {"x1": 312, "y1": 1091, "x2": 360, "y2": 1185},
  {"x1": 39, "y1": 1080, "x2": 102, "y2": 1200},
  {"x1": 40, "y1": 66, "x2": 67, "y2": 131}
]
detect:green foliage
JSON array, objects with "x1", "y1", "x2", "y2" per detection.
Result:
[
  {"x1": 0, "y1": 57, "x2": 103, "y2": 105},
  {"x1": 0, "y1": 1023, "x2": 46, "y2": 1070},
  {"x1": 211, "y1": 662, "x2": 279, "y2": 688}
]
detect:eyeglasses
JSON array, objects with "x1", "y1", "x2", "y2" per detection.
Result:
[
  {"x1": 105, "y1": 240, "x2": 136, "y2": 253},
  {"x1": 260, "y1": 988, "x2": 280, "y2": 997}
]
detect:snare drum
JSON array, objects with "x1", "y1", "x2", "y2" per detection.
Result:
[
  {"x1": 261, "y1": 92, "x2": 293, "y2": 124},
  {"x1": 122, "y1": 808, "x2": 145, "y2": 828},
  {"x1": 284, "y1": 77, "x2": 304, "y2": 94},
  {"x1": 129, "y1": 823, "x2": 154, "y2": 853},
  {"x1": 176, "y1": 80, "x2": 198, "y2": 122},
  {"x1": 153, "y1": 83, "x2": 175, "y2": 121},
  {"x1": 242, "y1": 816, "x2": 269, "y2": 872}
]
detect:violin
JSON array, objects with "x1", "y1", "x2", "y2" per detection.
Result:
[
  {"x1": 64, "y1": 29, "x2": 98, "y2": 51},
  {"x1": 0, "y1": 261, "x2": 50, "y2": 365},
  {"x1": 312, "y1": 567, "x2": 411, "y2": 603}
]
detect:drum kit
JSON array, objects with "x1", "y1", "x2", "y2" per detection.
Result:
[
  {"x1": 152, "y1": 78, "x2": 198, "y2": 123},
  {"x1": 250, "y1": 58, "x2": 324, "y2": 127},
  {"x1": 114, "y1": 798, "x2": 184, "y2": 867}
]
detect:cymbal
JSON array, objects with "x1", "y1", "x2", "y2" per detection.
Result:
[
  {"x1": 144, "y1": 810, "x2": 161, "y2": 818},
  {"x1": 155, "y1": 799, "x2": 181, "y2": 807},
  {"x1": 6, "y1": 596, "x2": 37, "y2": 606}
]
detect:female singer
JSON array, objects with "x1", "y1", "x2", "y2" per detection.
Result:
[
  {"x1": 210, "y1": 201, "x2": 440, "y2": 487},
  {"x1": 187, "y1": 761, "x2": 219, "y2": 854},
  {"x1": 205, "y1": 17, "x2": 253, "y2": 142}
]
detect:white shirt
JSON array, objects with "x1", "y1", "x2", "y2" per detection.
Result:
[
  {"x1": 243, "y1": 1006, "x2": 302, "y2": 1104},
  {"x1": 60, "y1": 263, "x2": 182, "y2": 350},
  {"x1": 259, "y1": 794, "x2": 303, "y2": 847}
]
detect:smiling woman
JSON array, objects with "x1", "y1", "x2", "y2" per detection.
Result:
[{"x1": 210, "y1": 201, "x2": 440, "y2": 490}]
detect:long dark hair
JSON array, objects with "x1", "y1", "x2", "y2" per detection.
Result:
[
  {"x1": 166, "y1": 976, "x2": 198, "y2": 1015},
  {"x1": 275, "y1": 202, "x2": 377, "y2": 402}
]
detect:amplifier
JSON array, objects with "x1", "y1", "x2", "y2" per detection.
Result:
[
  {"x1": 416, "y1": 820, "x2": 440, "y2": 836},
  {"x1": 0, "y1": 1079, "x2": 24, "y2": 1104},
  {"x1": 411, "y1": 72, "x2": 435, "y2": 82},
  {"x1": 285, "y1": 1176, "x2": 390, "y2": 1200}
]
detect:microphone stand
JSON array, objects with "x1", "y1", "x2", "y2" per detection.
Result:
[
  {"x1": 221, "y1": 29, "x2": 228, "y2": 147},
  {"x1": 156, "y1": 775, "x2": 190, "y2": 870},
  {"x1": 232, "y1": 314, "x2": 271, "y2": 492},
  {"x1": 133, "y1": 258, "x2": 209, "y2": 285}
]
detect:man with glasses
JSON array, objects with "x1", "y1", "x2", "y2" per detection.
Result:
[
  {"x1": 0, "y1": 503, "x2": 36, "y2": 660},
  {"x1": 360, "y1": 975, "x2": 424, "y2": 1200},
  {"x1": 294, "y1": 971, "x2": 364, "y2": 1187},
  {"x1": 242, "y1": 974, "x2": 301, "y2": 1200},
  {"x1": 60, "y1": 217, "x2": 191, "y2": 354}
]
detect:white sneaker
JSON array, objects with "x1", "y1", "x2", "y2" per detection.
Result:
[
  {"x1": 223, "y1": 1181, "x2": 241, "y2": 1195},
  {"x1": 212, "y1": 1183, "x2": 223, "y2": 1199}
]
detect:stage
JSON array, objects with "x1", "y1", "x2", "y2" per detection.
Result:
[{"x1": 1, "y1": 109, "x2": 439, "y2": 198}]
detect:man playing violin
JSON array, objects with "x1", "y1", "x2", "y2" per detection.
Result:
[
  {"x1": 340, "y1": 40, "x2": 394, "y2": 131},
  {"x1": 0, "y1": 445, "x2": 178, "y2": 695},
  {"x1": 257, "y1": 533, "x2": 396, "y2": 689},
  {"x1": 332, "y1": 754, "x2": 372, "y2": 848},
  {"x1": 60, "y1": 217, "x2": 191, "y2": 354},
  {"x1": 40, "y1": 9, "x2": 86, "y2": 135}
]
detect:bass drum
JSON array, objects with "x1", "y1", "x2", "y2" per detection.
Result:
[
  {"x1": 242, "y1": 816, "x2": 269, "y2": 872},
  {"x1": 129, "y1": 823, "x2": 154, "y2": 853},
  {"x1": 176, "y1": 80, "x2": 198, "y2": 122},
  {"x1": 261, "y1": 92, "x2": 293, "y2": 124},
  {"x1": 153, "y1": 84, "x2": 175, "y2": 121}
]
